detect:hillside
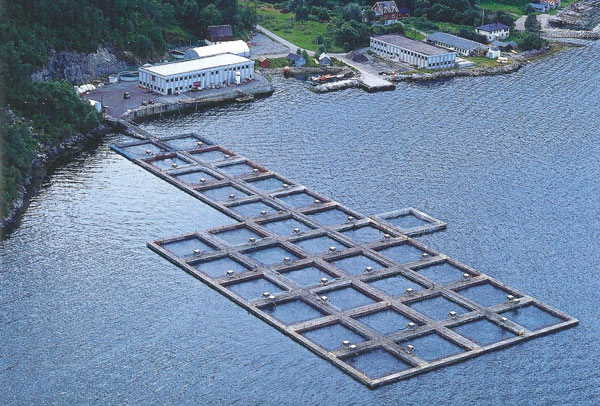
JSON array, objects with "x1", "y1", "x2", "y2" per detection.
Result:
[{"x1": 0, "y1": 0, "x2": 257, "y2": 223}]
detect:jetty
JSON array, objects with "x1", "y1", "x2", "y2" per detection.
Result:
[
  {"x1": 111, "y1": 129, "x2": 577, "y2": 388},
  {"x1": 334, "y1": 54, "x2": 396, "y2": 92}
]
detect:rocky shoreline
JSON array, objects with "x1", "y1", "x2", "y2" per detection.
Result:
[
  {"x1": 1, "y1": 122, "x2": 116, "y2": 237},
  {"x1": 397, "y1": 61, "x2": 522, "y2": 82}
]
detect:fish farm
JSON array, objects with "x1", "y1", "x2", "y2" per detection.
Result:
[{"x1": 111, "y1": 132, "x2": 578, "y2": 389}]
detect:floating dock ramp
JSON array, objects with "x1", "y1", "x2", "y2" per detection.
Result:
[{"x1": 111, "y1": 132, "x2": 577, "y2": 388}]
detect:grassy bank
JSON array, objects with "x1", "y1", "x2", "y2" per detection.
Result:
[{"x1": 478, "y1": 1, "x2": 525, "y2": 15}]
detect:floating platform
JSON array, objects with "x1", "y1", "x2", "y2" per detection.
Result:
[{"x1": 111, "y1": 133, "x2": 578, "y2": 389}]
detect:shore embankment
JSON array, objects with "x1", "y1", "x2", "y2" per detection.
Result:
[{"x1": 1, "y1": 121, "x2": 117, "y2": 236}]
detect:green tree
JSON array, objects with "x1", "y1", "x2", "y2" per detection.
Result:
[
  {"x1": 336, "y1": 22, "x2": 361, "y2": 51},
  {"x1": 525, "y1": 14, "x2": 541, "y2": 32},
  {"x1": 495, "y1": 11, "x2": 515, "y2": 29},
  {"x1": 517, "y1": 32, "x2": 546, "y2": 50},
  {"x1": 200, "y1": 4, "x2": 223, "y2": 29},
  {"x1": 342, "y1": 3, "x2": 362, "y2": 22}
]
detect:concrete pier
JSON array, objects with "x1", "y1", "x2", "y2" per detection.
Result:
[
  {"x1": 83, "y1": 73, "x2": 274, "y2": 120},
  {"x1": 111, "y1": 131, "x2": 578, "y2": 389}
]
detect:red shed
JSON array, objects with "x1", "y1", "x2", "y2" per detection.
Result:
[{"x1": 258, "y1": 56, "x2": 270, "y2": 68}]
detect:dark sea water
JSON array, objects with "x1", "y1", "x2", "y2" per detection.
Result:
[{"x1": 2, "y1": 41, "x2": 600, "y2": 405}]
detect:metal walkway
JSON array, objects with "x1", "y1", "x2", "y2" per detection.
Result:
[{"x1": 111, "y1": 132, "x2": 578, "y2": 388}]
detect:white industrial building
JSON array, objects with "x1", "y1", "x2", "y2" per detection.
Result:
[
  {"x1": 184, "y1": 40, "x2": 250, "y2": 59},
  {"x1": 138, "y1": 54, "x2": 254, "y2": 95},
  {"x1": 370, "y1": 35, "x2": 456, "y2": 69},
  {"x1": 425, "y1": 32, "x2": 488, "y2": 56}
]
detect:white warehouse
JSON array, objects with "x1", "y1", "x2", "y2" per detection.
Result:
[
  {"x1": 138, "y1": 54, "x2": 254, "y2": 96},
  {"x1": 184, "y1": 40, "x2": 250, "y2": 59},
  {"x1": 370, "y1": 35, "x2": 456, "y2": 69}
]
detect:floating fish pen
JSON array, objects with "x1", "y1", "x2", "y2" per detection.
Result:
[{"x1": 111, "y1": 132, "x2": 578, "y2": 389}]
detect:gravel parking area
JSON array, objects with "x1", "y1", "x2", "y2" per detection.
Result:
[{"x1": 248, "y1": 32, "x2": 289, "y2": 58}]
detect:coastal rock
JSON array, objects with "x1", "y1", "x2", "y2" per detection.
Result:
[
  {"x1": 31, "y1": 46, "x2": 132, "y2": 85},
  {"x1": 400, "y1": 62, "x2": 521, "y2": 83}
]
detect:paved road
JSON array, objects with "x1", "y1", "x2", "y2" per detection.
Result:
[{"x1": 255, "y1": 25, "x2": 315, "y2": 56}]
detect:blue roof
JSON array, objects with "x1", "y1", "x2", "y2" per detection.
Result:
[
  {"x1": 426, "y1": 32, "x2": 487, "y2": 51},
  {"x1": 476, "y1": 23, "x2": 510, "y2": 32}
]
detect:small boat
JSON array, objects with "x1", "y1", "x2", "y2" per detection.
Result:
[{"x1": 170, "y1": 49, "x2": 185, "y2": 59}]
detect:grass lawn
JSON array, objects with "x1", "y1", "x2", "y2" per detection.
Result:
[
  {"x1": 248, "y1": 2, "x2": 344, "y2": 53},
  {"x1": 466, "y1": 56, "x2": 502, "y2": 68},
  {"x1": 478, "y1": 0, "x2": 526, "y2": 16},
  {"x1": 433, "y1": 21, "x2": 473, "y2": 34},
  {"x1": 404, "y1": 27, "x2": 425, "y2": 40},
  {"x1": 405, "y1": 19, "x2": 472, "y2": 35}
]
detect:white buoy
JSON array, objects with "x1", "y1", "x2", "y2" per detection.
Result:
[
  {"x1": 269, "y1": 295, "x2": 276, "y2": 300},
  {"x1": 145, "y1": 149, "x2": 152, "y2": 155},
  {"x1": 171, "y1": 163, "x2": 178, "y2": 168},
  {"x1": 293, "y1": 228, "x2": 301, "y2": 234},
  {"x1": 252, "y1": 168, "x2": 259, "y2": 173},
  {"x1": 421, "y1": 252, "x2": 429, "y2": 259},
  {"x1": 342, "y1": 340, "x2": 350, "y2": 347},
  {"x1": 513, "y1": 298, "x2": 521, "y2": 304},
  {"x1": 314, "y1": 199, "x2": 321, "y2": 205},
  {"x1": 193, "y1": 249, "x2": 201, "y2": 256},
  {"x1": 407, "y1": 322, "x2": 416, "y2": 329},
  {"x1": 365, "y1": 266, "x2": 373, "y2": 272},
  {"x1": 507, "y1": 294, "x2": 514, "y2": 303},
  {"x1": 229, "y1": 193, "x2": 235, "y2": 200},
  {"x1": 260, "y1": 210, "x2": 267, "y2": 216},
  {"x1": 406, "y1": 344, "x2": 415, "y2": 353},
  {"x1": 449, "y1": 310, "x2": 457, "y2": 318},
  {"x1": 462, "y1": 273, "x2": 470, "y2": 279},
  {"x1": 347, "y1": 216, "x2": 354, "y2": 222},
  {"x1": 196, "y1": 141, "x2": 203, "y2": 147},
  {"x1": 223, "y1": 154, "x2": 230, "y2": 159},
  {"x1": 200, "y1": 178, "x2": 206, "y2": 183},
  {"x1": 283, "y1": 257, "x2": 291, "y2": 263},
  {"x1": 226, "y1": 270, "x2": 234, "y2": 277},
  {"x1": 383, "y1": 234, "x2": 391, "y2": 239},
  {"x1": 406, "y1": 288, "x2": 414, "y2": 295},
  {"x1": 320, "y1": 295, "x2": 328, "y2": 302},
  {"x1": 282, "y1": 183, "x2": 289, "y2": 189},
  {"x1": 348, "y1": 344, "x2": 357, "y2": 350},
  {"x1": 329, "y1": 246, "x2": 336, "y2": 253},
  {"x1": 263, "y1": 292, "x2": 270, "y2": 298},
  {"x1": 320, "y1": 277, "x2": 328, "y2": 284},
  {"x1": 249, "y1": 237, "x2": 256, "y2": 243},
  {"x1": 501, "y1": 317, "x2": 508, "y2": 322}
]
